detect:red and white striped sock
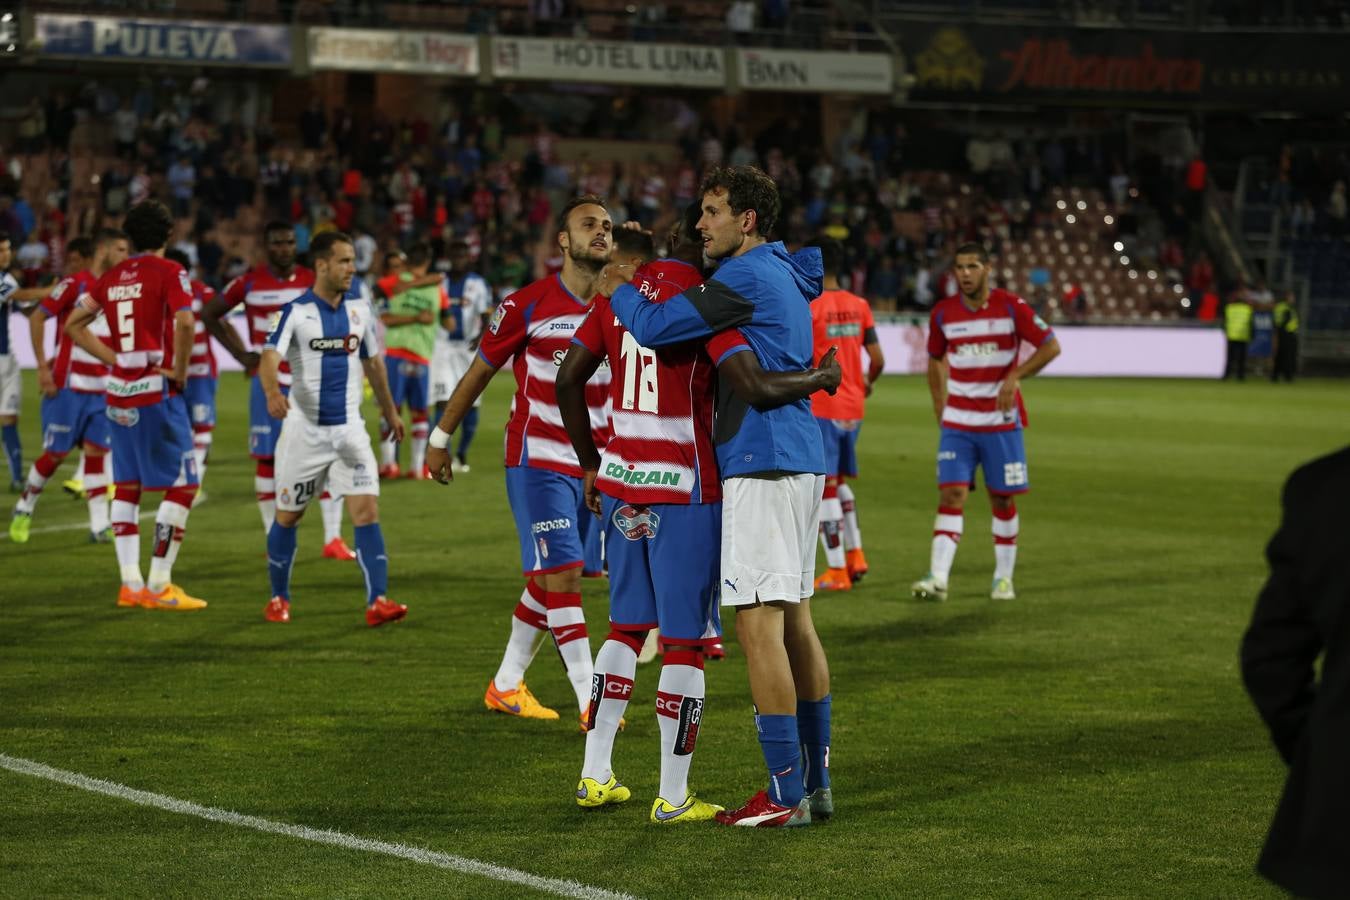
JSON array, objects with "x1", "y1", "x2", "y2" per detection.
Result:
[
  {"x1": 147, "y1": 487, "x2": 195, "y2": 593},
  {"x1": 493, "y1": 580, "x2": 549, "y2": 692},
  {"x1": 547, "y1": 589, "x2": 592, "y2": 712},
  {"x1": 581, "y1": 630, "x2": 642, "y2": 782},
  {"x1": 410, "y1": 413, "x2": 429, "y2": 475},
  {"x1": 656, "y1": 648, "x2": 706, "y2": 804},
  {"x1": 818, "y1": 481, "x2": 846, "y2": 570},
  {"x1": 930, "y1": 505, "x2": 964, "y2": 584},
  {"x1": 255, "y1": 458, "x2": 276, "y2": 534},
  {"x1": 84, "y1": 452, "x2": 110, "y2": 534},
  {"x1": 838, "y1": 481, "x2": 862, "y2": 550},
  {"x1": 112, "y1": 484, "x2": 143, "y2": 589},
  {"x1": 192, "y1": 427, "x2": 212, "y2": 487},
  {"x1": 993, "y1": 503, "x2": 1019, "y2": 581},
  {"x1": 15, "y1": 451, "x2": 64, "y2": 515}
]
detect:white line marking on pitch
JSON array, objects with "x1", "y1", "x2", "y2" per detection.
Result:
[
  {"x1": 0, "y1": 510, "x2": 154, "y2": 542},
  {"x1": 0, "y1": 754, "x2": 638, "y2": 900}
]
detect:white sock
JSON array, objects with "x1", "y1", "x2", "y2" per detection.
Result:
[
  {"x1": 547, "y1": 590, "x2": 594, "y2": 712},
  {"x1": 410, "y1": 417, "x2": 429, "y2": 475},
  {"x1": 931, "y1": 507, "x2": 963, "y2": 584},
  {"x1": 73, "y1": 454, "x2": 85, "y2": 482},
  {"x1": 256, "y1": 467, "x2": 276, "y2": 534},
  {"x1": 85, "y1": 477, "x2": 110, "y2": 535},
  {"x1": 493, "y1": 584, "x2": 549, "y2": 691},
  {"x1": 993, "y1": 509, "x2": 1019, "y2": 581},
  {"x1": 193, "y1": 431, "x2": 211, "y2": 488},
  {"x1": 818, "y1": 496, "x2": 846, "y2": 569},
  {"x1": 112, "y1": 498, "x2": 143, "y2": 589},
  {"x1": 15, "y1": 463, "x2": 51, "y2": 515},
  {"x1": 656, "y1": 652, "x2": 705, "y2": 804},
  {"x1": 838, "y1": 482, "x2": 862, "y2": 550},
  {"x1": 319, "y1": 493, "x2": 342, "y2": 544},
  {"x1": 380, "y1": 417, "x2": 398, "y2": 467},
  {"x1": 581, "y1": 636, "x2": 639, "y2": 782},
  {"x1": 147, "y1": 497, "x2": 191, "y2": 592}
]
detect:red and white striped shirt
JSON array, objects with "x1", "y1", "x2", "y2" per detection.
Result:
[
  {"x1": 220, "y1": 265, "x2": 314, "y2": 386},
  {"x1": 188, "y1": 278, "x2": 218, "y2": 380},
  {"x1": 478, "y1": 274, "x2": 610, "y2": 478},
  {"x1": 86, "y1": 254, "x2": 193, "y2": 409},
  {"x1": 573, "y1": 259, "x2": 738, "y2": 505},
  {"x1": 927, "y1": 288, "x2": 1054, "y2": 432},
  {"x1": 43, "y1": 270, "x2": 110, "y2": 394}
]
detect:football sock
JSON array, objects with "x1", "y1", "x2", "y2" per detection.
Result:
[
  {"x1": 15, "y1": 450, "x2": 64, "y2": 515},
  {"x1": 410, "y1": 413, "x2": 429, "y2": 475},
  {"x1": 581, "y1": 630, "x2": 642, "y2": 782},
  {"x1": 993, "y1": 503, "x2": 1019, "y2": 581},
  {"x1": 546, "y1": 589, "x2": 593, "y2": 711},
  {"x1": 319, "y1": 492, "x2": 342, "y2": 544},
  {"x1": 797, "y1": 694, "x2": 832, "y2": 793},
  {"x1": 255, "y1": 458, "x2": 276, "y2": 534},
  {"x1": 1, "y1": 423, "x2": 21, "y2": 483},
  {"x1": 657, "y1": 649, "x2": 705, "y2": 803},
  {"x1": 838, "y1": 482, "x2": 862, "y2": 550},
  {"x1": 73, "y1": 453, "x2": 85, "y2": 483},
  {"x1": 353, "y1": 522, "x2": 388, "y2": 605},
  {"x1": 379, "y1": 417, "x2": 397, "y2": 467},
  {"x1": 84, "y1": 452, "x2": 110, "y2": 534},
  {"x1": 457, "y1": 407, "x2": 479, "y2": 462},
  {"x1": 192, "y1": 427, "x2": 212, "y2": 487},
  {"x1": 493, "y1": 581, "x2": 549, "y2": 691},
  {"x1": 930, "y1": 505, "x2": 964, "y2": 584},
  {"x1": 755, "y1": 712, "x2": 804, "y2": 808},
  {"x1": 818, "y1": 491, "x2": 846, "y2": 570},
  {"x1": 147, "y1": 487, "x2": 194, "y2": 593},
  {"x1": 267, "y1": 520, "x2": 298, "y2": 601},
  {"x1": 112, "y1": 485, "x2": 143, "y2": 589}
]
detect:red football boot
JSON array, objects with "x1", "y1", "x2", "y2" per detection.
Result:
[
  {"x1": 263, "y1": 597, "x2": 291, "y2": 623},
  {"x1": 714, "y1": 790, "x2": 811, "y2": 827},
  {"x1": 321, "y1": 537, "x2": 357, "y2": 561},
  {"x1": 366, "y1": 597, "x2": 408, "y2": 627}
]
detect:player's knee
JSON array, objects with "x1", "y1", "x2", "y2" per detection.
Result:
[
  {"x1": 939, "y1": 486, "x2": 968, "y2": 509},
  {"x1": 0, "y1": 414, "x2": 14, "y2": 425},
  {"x1": 988, "y1": 491, "x2": 1016, "y2": 512},
  {"x1": 275, "y1": 508, "x2": 303, "y2": 528},
  {"x1": 347, "y1": 496, "x2": 378, "y2": 526}
]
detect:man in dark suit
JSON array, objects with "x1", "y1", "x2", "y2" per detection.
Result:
[{"x1": 1241, "y1": 446, "x2": 1350, "y2": 898}]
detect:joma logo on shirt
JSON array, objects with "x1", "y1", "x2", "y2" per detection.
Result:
[
  {"x1": 605, "y1": 462, "x2": 681, "y2": 486},
  {"x1": 953, "y1": 341, "x2": 1001, "y2": 357},
  {"x1": 309, "y1": 335, "x2": 359, "y2": 353},
  {"x1": 106, "y1": 284, "x2": 143, "y2": 301}
]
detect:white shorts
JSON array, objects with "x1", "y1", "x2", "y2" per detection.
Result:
[
  {"x1": 720, "y1": 473, "x2": 825, "y2": 607},
  {"x1": 430, "y1": 342, "x2": 480, "y2": 407},
  {"x1": 0, "y1": 354, "x2": 19, "y2": 417},
  {"x1": 274, "y1": 413, "x2": 379, "y2": 511}
]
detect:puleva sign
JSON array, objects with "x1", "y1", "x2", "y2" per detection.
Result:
[{"x1": 35, "y1": 14, "x2": 292, "y2": 67}]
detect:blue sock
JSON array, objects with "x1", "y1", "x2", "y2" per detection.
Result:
[
  {"x1": 1, "y1": 423, "x2": 21, "y2": 483},
  {"x1": 354, "y1": 522, "x2": 387, "y2": 605},
  {"x1": 457, "y1": 407, "x2": 478, "y2": 461},
  {"x1": 797, "y1": 695, "x2": 832, "y2": 792},
  {"x1": 266, "y1": 522, "x2": 297, "y2": 601},
  {"x1": 755, "y1": 713, "x2": 804, "y2": 807}
]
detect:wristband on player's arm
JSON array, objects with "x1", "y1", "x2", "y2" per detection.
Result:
[{"x1": 429, "y1": 426, "x2": 453, "y2": 450}]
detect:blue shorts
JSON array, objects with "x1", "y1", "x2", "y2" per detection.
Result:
[
  {"x1": 817, "y1": 417, "x2": 861, "y2": 478},
  {"x1": 184, "y1": 377, "x2": 217, "y2": 431},
  {"x1": 505, "y1": 465, "x2": 595, "y2": 576},
  {"x1": 107, "y1": 396, "x2": 199, "y2": 490},
  {"x1": 41, "y1": 389, "x2": 110, "y2": 453},
  {"x1": 936, "y1": 427, "x2": 1030, "y2": 495},
  {"x1": 249, "y1": 376, "x2": 282, "y2": 459},
  {"x1": 602, "y1": 495, "x2": 722, "y2": 646},
  {"x1": 386, "y1": 356, "x2": 429, "y2": 412}
]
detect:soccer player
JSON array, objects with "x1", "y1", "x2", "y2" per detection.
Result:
[
  {"x1": 202, "y1": 222, "x2": 352, "y2": 560},
  {"x1": 378, "y1": 242, "x2": 444, "y2": 480},
  {"x1": 910, "y1": 242, "x2": 1060, "y2": 603},
  {"x1": 258, "y1": 231, "x2": 408, "y2": 627},
  {"x1": 425, "y1": 195, "x2": 613, "y2": 728},
  {"x1": 431, "y1": 238, "x2": 492, "y2": 474},
  {"x1": 811, "y1": 240, "x2": 885, "y2": 591},
  {"x1": 64, "y1": 202, "x2": 204, "y2": 610},
  {"x1": 10, "y1": 229, "x2": 129, "y2": 544},
  {"x1": 165, "y1": 249, "x2": 218, "y2": 497},
  {"x1": 597, "y1": 166, "x2": 839, "y2": 827},
  {"x1": 0, "y1": 233, "x2": 23, "y2": 491}
]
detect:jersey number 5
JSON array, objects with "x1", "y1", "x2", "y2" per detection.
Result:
[
  {"x1": 115, "y1": 302, "x2": 136, "y2": 352},
  {"x1": 619, "y1": 332, "x2": 658, "y2": 413}
]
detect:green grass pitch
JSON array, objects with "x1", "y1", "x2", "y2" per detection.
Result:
[{"x1": 2, "y1": 369, "x2": 1344, "y2": 897}]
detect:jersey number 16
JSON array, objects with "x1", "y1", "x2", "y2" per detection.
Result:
[{"x1": 619, "y1": 332, "x2": 658, "y2": 413}]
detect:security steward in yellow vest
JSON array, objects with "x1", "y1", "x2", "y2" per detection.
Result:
[
  {"x1": 1271, "y1": 293, "x2": 1299, "y2": 382},
  {"x1": 1224, "y1": 293, "x2": 1254, "y2": 381}
]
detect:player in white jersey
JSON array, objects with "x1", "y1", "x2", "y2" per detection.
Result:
[
  {"x1": 259, "y1": 231, "x2": 408, "y2": 627},
  {"x1": 430, "y1": 239, "x2": 492, "y2": 473},
  {"x1": 0, "y1": 233, "x2": 23, "y2": 491}
]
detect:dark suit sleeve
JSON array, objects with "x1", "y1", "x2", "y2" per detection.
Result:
[{"x1": 1240, "y1": 469, "x2": 1323, "y2": 765}]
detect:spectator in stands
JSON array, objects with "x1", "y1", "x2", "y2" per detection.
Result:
[
  {"x1": 300, "y1": 98, "x2": 326, "y2": 150},
  {"x1": 114, "y1": 99, "x2": 139, "y2": 160},
  {"x1": 168, "y1": 156, "x2": 196, "y2": 219},
  {"x1": 18, "y1": 99, "x2": 45, "y2": 156},
  {"x1": 867, "y1": 254, "x2": 899, "y2": 312},
  {"x1": 727, "y1": 0, "x2": 755, "y2": 43},
  {"x1": 1327, "y1": 180, "x2": 1347, "y2": 236}
]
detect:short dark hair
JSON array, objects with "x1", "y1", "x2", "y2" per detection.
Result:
[
  {"x1": 817, "y1": 239, "x2": 845, "y2": 279},
  {"x1": 405, "y1": 242, "x2": 433, "y2": 267},
  {"x1": 123, "y1": 201, "x2": 174, "y2": 253},
  {"x1": 66, "y1": 236, "x2": 94, "y2": 260},
  {"x1": 555, "y1": 194, "x2": 608, "y2": 235},
  {"x1": 263, "y1": 220, "x2": 294, "y2": 240},
  {"x1": 95, "y1": 227, "x2": 128, "y2": 248},
  {"x1": 164, "y1": 248, "x2": 191, "y2": 270},
  {"x1": 614, "y1": 228, "x2": 654, "y2": 262},
  {"x1": 310, "y1": 230, "x2": 353, "y2": 261},
  {"x1": 700, "y1": 165, "x2": 779, "y2": 237},
  {"x1": 0, "y1": 230, "x2": 10, "y2": 246},
  {"x1": 954, "y1": 242, "x2": 989, "y2": 263}
]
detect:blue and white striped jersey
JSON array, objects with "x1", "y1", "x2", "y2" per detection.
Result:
[
  {"x1": 0, "y1": 271, "x2": 18, "y2": 356},
  {"x1": 265, "y1": 290, "x2": 380, "y2": 427}
]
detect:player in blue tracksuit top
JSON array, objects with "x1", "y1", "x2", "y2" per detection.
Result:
[{"x1": 599, "y1": 165, "x2": 835, "y2": 828}]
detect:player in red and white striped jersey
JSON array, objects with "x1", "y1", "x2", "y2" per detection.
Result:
[
  {"x1": 912, "y1": 242, "x2": 1060, "y2": 603},
  {"x1": 426, "y1": 195, "x2": 614, "y2": 727},
  {"x1": 165, "y1": 249, "x2": 218, "y2": 499},
  {"x1": 9, "y1": 229, "x2": 128, "y2": 545}
]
